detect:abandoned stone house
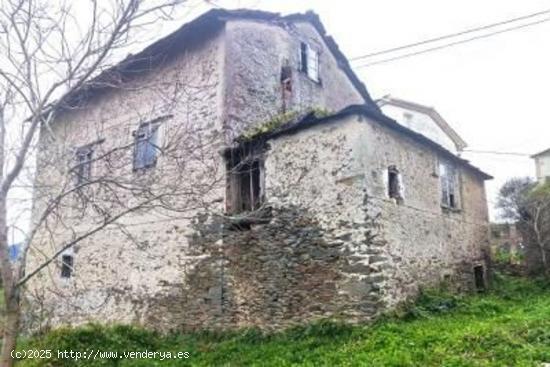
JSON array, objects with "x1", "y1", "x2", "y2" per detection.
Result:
[{"x1": 27, "y1": 9, "x2": 492, "y2": 331}]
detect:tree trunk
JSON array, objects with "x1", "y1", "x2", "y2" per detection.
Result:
[
  {"x1": 541, "y1": 245, "x2": 550, "y2": 278},
  {"x1": 1, "y1": 294, "x2": 20, "y2": 367},
  {"x1": 533, "y1": 211, "x2": 550, "y2": 278}
]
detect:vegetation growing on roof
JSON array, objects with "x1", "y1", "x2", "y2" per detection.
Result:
[
  {"x1": 307, "y1": 107, "x2": 332, "y2": 118},
  {"x1": 239, "y1": 107, "x2": 332, "y2": 142}
]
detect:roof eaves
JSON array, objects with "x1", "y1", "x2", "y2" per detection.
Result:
[
  {"x1": 260, "y1": 104, "x2": 492, "y2": 180},
  {"x1": 57, "y1": 9, "x2": 227, "y2": 110},
  {"x1": 428, "y1": 109, "x2": 468, "y2": 149},
  {"x1": 56, "y1": 8, "x2": 379, "y2": 113}
]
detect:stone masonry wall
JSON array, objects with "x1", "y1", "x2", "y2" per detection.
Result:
[
  {"x1": 179, "y1": 113, "x2": 491, "y2": 329},
  {"x1": 25, "y1": 25, "x2": 228, "y2": 330},
  {"x1": 155, "y1": 117, "x2": 390, "y2": 330},
  {"x1": 263, "y1": 114, "x2": 490, "y2": 311},
  {"x1": 350, "y1": 115, "x2": 490, "y2": 304},
  {"x1": 26, "y1": 15, "x2": 371, "y2": 331},
  {"x1": 27, "y1": 111, "x2": 490, "y2": 331},
  {"x1": 223, "y1": 19, "x2": 365, "y2": 143}
]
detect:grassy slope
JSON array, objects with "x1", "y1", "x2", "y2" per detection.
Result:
[{"x1": 17, "y1": 275, "x2": 550, "y2": 367}]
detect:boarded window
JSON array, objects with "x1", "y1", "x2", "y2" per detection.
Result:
[
  {"x1": 133, "y1": 122, "x2": 160, "y2": 170},
  {"x1": 299, "y1": 42, "x2": 319, "y2": 82},
  {"x1": 388, "y1": 166, "x2": 403, "y2": 202},
  {"x1": 439, "y1": 161, "x2": 459, "y2": 209},
  {"x1": 74, "y1": 146, "x2": 93, "y2": 185},
  {"x1": 61, "y1": 255, "x2": 74, "y2": 278},
  {"x1": 226, "y1": 149, "x2": 264, "y2": 213}
]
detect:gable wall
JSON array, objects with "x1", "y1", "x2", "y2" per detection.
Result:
[{"x1": 223, "y1": 19, "x2": 365, "y2": 143}]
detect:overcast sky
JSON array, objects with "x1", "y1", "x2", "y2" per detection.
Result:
[{"x1": 187, "y1": 0, "x2": 549, "y2": 218}]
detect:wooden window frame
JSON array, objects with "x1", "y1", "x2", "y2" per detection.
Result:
[
  {"x1": 439, "y1": 160, "x2": 460, "y2": 210},
  {"x1": 133, "y1": 121, "x2": 161, "y2": 171},
  {"x1": 387, "y1": 165, "x2": 403, "y2": 203},
  {"x1": 226, "y1": 148, "x2": 265, "y2": 214},
  {"x1": 299, "y1": 42, "x2": 320, "y2": 83},
  {"x1": 74, "y1": 146, "x2": 94, "y2": 185}
]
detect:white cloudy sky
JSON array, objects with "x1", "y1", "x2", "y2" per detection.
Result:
[{"x1": 189, "y1": 0, "x2": 549, "y2": 218}]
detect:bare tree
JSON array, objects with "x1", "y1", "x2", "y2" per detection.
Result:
[
  {"x1": 0, "y1": 1, "x2": 227, "y2": 365},
  {"x1": 496, "y1": 177, "x2": 550, "y2": 277},
  {"x1": 495, "y1": 177, "x2": 534, "y2": 222},
  {"x1": 523, "y1": 183, "x2": 550, "y2": 277}
]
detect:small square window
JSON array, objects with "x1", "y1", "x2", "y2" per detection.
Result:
[
  {"x1": 74, "y1": 146, "x2": 93, "y2": 185},
  {"x1": 61, "y1": 255, "x2": 74, "y2": 278},
  {"x1": 402, "y1": 112, "x2": 413, "y2": 126},
  {"x1": 133, "y1": 122, "x2": 160, "y2": 170}
]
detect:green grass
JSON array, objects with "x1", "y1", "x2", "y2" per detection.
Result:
[{"x1": 16, "y1": 274, "x2": 550, "y2": 366}]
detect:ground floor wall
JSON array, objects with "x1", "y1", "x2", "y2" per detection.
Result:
[
  {"x1": 372, "y1": 197, "x2": 490, "y2": 307},
  {"x1": 24, "y1": 200, "x2": 489, "y2": 333},
  {"x1": 24, "y1": 202, "x2": 387, "y2": 331},
  {"x1": 24, "y1": 116, "x2": 491, "y2": 332}
]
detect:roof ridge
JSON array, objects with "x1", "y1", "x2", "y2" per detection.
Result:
[{"x1": 54, "y1": 7, "x2": 379, "y2": 113}]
